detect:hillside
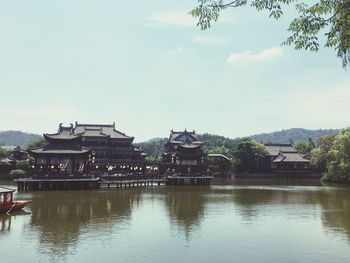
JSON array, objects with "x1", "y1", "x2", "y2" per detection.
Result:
[
  {"x1": 0, "y1": 130, "x2": 42, "y2": 147},
  {"x1": 248, "y1": 128, "x2": 340, "y2": 144},
  {"x1": 137, "y1": 128, "x2": 340, "y2": 160},
  {"x1": 0, "y1": 128, "x2": 340, "y2": 158}
]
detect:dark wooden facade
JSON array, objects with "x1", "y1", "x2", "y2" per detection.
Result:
[
  {"x1": 260, "y1": 144, "x2": 311, "y2": 173},
  {"x1": 28, "y1": 124, "x2": 91, "y2": 176},
  {"x1": 74, "y1": 122, "x2": 146, "y2": 173},
  {"x1": 161, "y1": 130, "x2": 212, "y2": 185},
  {"x1": 0, "y1": 158, "x2": 15, "y2": 174},
  {"x1": 16, "y1": 124, "x2": 98, "y2": 191}
]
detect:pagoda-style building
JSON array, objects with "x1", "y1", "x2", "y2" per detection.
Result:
[
  {"x1": 161, "y1": 130, "x2": 212, "y2": 185},
  {"x1": 73, "y1": 122, "x2": 146, "y2": 173},
  {"x1": 16, "y1": 124, "x2": 98, "y2": 191},
  {"x1": 29, "y1": 124, "x2": 91, "y2": 175},
  {"x1": 256, "y1": 144, "x2": 312, "y2": 176}
]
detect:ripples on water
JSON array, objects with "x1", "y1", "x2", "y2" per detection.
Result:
[{"x1": 0, "y1": 179, "x2": 350, "y2": 263}]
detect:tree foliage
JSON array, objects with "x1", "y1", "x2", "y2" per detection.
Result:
[
  {"x1": 192, "y1": 0, "x2": 350, "y2": 67},
  {"x1": 25, "y1": 138, "x2": 46, "y2": 150},
  {"x1": 9, "y1": 169, "x2": 26, "y2": 179},
  {"x1": 310, "y1": 135, "x2": 336, "y2": 171},
  {"x1": 16, "y1": 160, "x2": 31, "y2": 172},
  {"x1": 0, "y1": 144, "x2": 11, "y2": 158},
  {"x1": 324, "y1": 128, "x2": 350, "y2": 181},
  {"x1": 136, "y1": 138, "x2": 168, "y2": 161},
  {"x1": 233, "y1": 138, "x2": 267, "y2": 172},
  {"x1": 294, "y1": 138, "x2": 315, "y2": 159},
  {"x1": 0, "y1": 130, "x2": 42, "y2": 147}
]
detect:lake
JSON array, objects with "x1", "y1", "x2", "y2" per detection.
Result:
[{"x1": 1, "y1": 179, "x2": 350, "y2": 263}]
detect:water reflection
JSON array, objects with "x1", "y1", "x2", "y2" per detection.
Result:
[
  {"x1": 164, "y1": 187, "x2": 208, "y2": 237},
  {"x1": 0, "y1": 215, "x2": 11, "y2": 232},
  {"x1": 227, "y1": 182, "x2": 350, "y2": 241},
  {"x1": 312, "y1": 188, "x2": 350, "y2": 240},
  {"x1": 0, "y1": 211, "x2": 30, "y2": 233},
  {"x1": 29, "y1": 189, "x2": 143, "y2": 256},
  {"x1": 1, "y1": 179, "x2": 349, "y2": 262}
]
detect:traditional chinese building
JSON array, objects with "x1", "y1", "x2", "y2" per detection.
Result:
[
  {"x1": 264, "y1": 144, "x2": 311, "y2": 172},
  {"x1": 73, "y1": 122, "x2": 146, "y2": 173},
  {"x1": 17, "y1": 124, "x2": 99, "y2": 191},
  {"x1": 161, "y1": 130, "x2": 212, "y2": 185},
  {"x1": 28, "y1": 124, "x2": 91, "y2": 175}
]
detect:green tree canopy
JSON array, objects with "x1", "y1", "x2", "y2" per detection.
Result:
[
  {"x1": 233, "y1": 138, "x2": 267, "y2": 172},
  {"x1": 294, "y1": 138, "x2": 315, "y2": 159},
  {"x1": 25, "y1": 138, "x2": 46, "y2": 150},
  {"x1": 325, "y1": 128, "x2": 350, "y2": 181},
  {"x1": 192, "y1": 0, "x2": 350, "y2": 67},
  {"x1": 310, "y1": 135, "x2": 336, "y2": 171},
  {"x1": 0, "y1": 141, "x2": 11, "y2": 158}
]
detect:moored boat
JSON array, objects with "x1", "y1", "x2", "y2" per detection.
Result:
[{"x1": 0, "y1": 187, "x2": 31, "y2": 214}]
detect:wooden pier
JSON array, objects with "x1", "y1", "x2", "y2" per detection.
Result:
[
  {"x1": 98, "y1": 178, "x2": 167, "y2": 188},
  {"x1": 14, "y1": 174, "x2": 213, "y2": 191},
  {"x1": 15, "y1": 177, "x2": 100, "y2": 191},
  {"x1": 166, "y1": 176, "x2": 213, "y2": 186}
]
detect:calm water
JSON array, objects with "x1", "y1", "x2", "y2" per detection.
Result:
[{"x1": 1, "y1": 179, "x2": 350, "y2": 263}]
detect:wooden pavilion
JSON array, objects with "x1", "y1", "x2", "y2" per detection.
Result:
[{"x1": 161, "y1": 130, "x2": 212, "y2": 185}]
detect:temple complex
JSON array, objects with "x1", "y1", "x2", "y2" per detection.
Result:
[
  {"x1": 29, "y1": 124, "x2": 91, "y2": 175},
  {"x1": 161, "y1": 130, "x2": 212, "y2": 185},
  {"x1": 263, "y1": 144, "x2": 311, "y2": 173},
  {"x1": 16, "y1": 124, "x2": 98, "y2": 191},
  {"x1": 74, "y1": 122, "x2": 146, "y2": 173}
]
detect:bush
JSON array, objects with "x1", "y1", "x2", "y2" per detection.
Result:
[
  {"x1": 16, "y1": 160, "x2": 30, "y2": 171},
  {"x1": 9, "y1": 169, "x2": 26, "y2": 179}
]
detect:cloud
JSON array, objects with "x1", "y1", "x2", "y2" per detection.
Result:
[
  {"x1": 148, "y1": 11, "x2": 196, "y2": 27},
  {"x1": 227, "y1": 47, "x2": 283, "y2": 64},
  {"x1": 192, "y1": 34, "x2": 230, "y2": 45},
  {"x1": 164, "y1": 47, "x2": 184, "y2": 58}
]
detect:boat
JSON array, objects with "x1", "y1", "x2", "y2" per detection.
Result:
[{"x1": 0, "y1": 187, "x2": 31, "y2": 214}]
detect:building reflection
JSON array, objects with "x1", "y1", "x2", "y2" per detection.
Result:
[
  {"x1": 312, "y1": 188, "x2": 350, "y2": 241},
  {"x1": 0, "y1": 214, "x2": 11, "y2": 232},
  {"x1": 231, "y1": 184, "x2": 350, "y2": 241},
  {"x1": 0, "y1": 211, "x2": 31, "y2": 233},
  {"x1": 30, "y1": 189, "x2": 142, "y2": 256},
  {"x1": 164, "y1": 187, "x2": 207, "y2": 237}
]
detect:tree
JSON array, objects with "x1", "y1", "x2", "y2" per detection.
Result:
[
  {"x1": 324, "y1": 128, "x2": 350, "y2": 182},
  {"x1": 0, "y1": 144, "x2": 12, "y2": 158},
  {"x1": 25, "y1": 138, "x2": 46, "y2": 150},
  {"x1": 233, "y1": 138, "x2": 267, "y2": 172},
  {"x1": 294, "y1": 138, "x2": 315, "y2": 159},
  {"x1": 310, "y1": 135, "x2": 336, "y2": 171},
  {"x1": 192, "y1": 0, "x2": 350, "y2": 67}
]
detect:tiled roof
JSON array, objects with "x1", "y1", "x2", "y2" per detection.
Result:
[
  {"x1": 168, "y1": 130, "x2": 204, "y2": 144},
  {"x1": 29, "y1": 148, "x2": 90, "y2": 155},
  {"x1": 178, "y1": 144, "x2": 202, "y2": 149},
  {"x1": 44, "y1": 124, "x2": 80, "y2": 140},
  {"x1": 272, "y1": 152, "x2": 310, "y2": 163},
  {"x1": 0, "y1": 187, "x2": 15, "y2": 194},
  {"x1": 0, "y1": 158, "x2": 15, "y2": 166},
  {"x1": 208, "y1": 154, "x2": 230, "y2": 161},
  {"x1": 265, "y1": 144, "x2": 297, "y2": 156},
  {"x1": 74, "y1": 122, "x2": 133, "y2": 140}
]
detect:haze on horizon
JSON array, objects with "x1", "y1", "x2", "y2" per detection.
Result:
[{"x1": 1, "y1": 0, "x2": 349, "y2": 142}]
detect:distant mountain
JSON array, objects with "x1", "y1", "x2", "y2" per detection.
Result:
[
  {"x1": 137, "y1": 128, "x2": 340, "y2": 160},
  {"x1": 0, "y1": 130, "x2": 42, "y2": 147},
  {"x1": 248, "y1": 128, "x2": 340, "y2": 144},
  {"x1": 0, "y1": 128, "x2": 340, "y2": 156}
]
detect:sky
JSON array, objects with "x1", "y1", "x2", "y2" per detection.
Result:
[{"x1": 0, "y1": 0, "x2": 349, "y2": 142}]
